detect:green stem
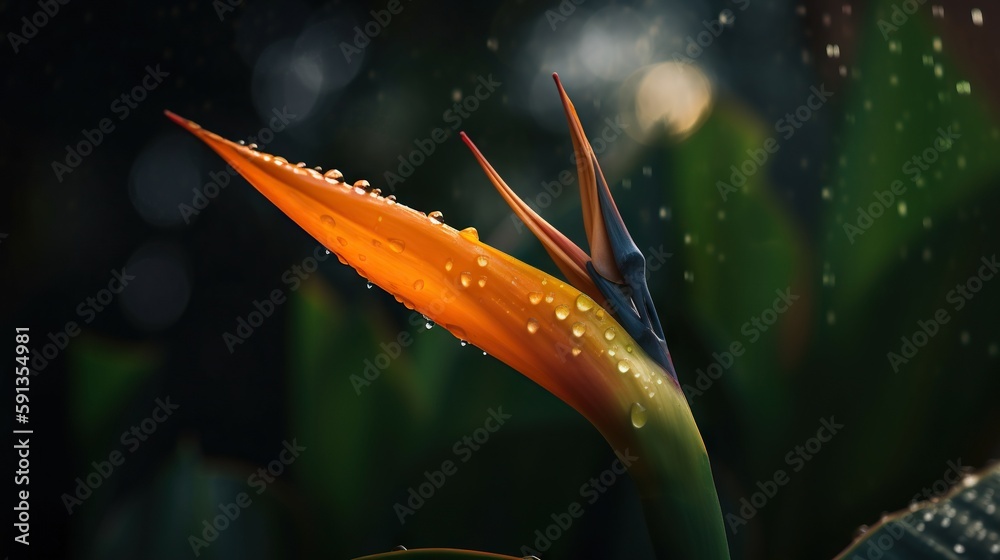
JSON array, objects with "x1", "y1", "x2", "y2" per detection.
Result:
[{"x1": 625, "y1": 393, "x2": 731, "y2": 559}]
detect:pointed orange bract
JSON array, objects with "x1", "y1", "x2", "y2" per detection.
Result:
[
  {"x1": 459, "y1": 132, "x2": 603, "y2": 305},
  {"x1": 552, "y1": 74, "x2": 626, "y2": 284},
  {"x1": 166, "y1": 110, "x2": 676, "y2": 449}
]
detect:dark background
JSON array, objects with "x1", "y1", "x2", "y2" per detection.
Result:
[{"x1": 3, "y1": 0, "x2": 1000, "y2": 558}]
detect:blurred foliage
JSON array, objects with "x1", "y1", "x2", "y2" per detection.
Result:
[{"x1": 21, "y1": 0, "x2": 996, "y2": 559}]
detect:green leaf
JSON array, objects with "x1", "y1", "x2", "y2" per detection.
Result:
[{"x1": 834, "y1": 462, "x2": 1000, "y2": 559}]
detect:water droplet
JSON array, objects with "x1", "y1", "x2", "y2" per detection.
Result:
[
  {"x1": 413, "y1": 279, "x2": 424, "y2": 291},
  {"x1": 618, "y1": 360, "x2": 630, "y2": 374},
  {"x1": 604, "y1": 327, "x2": 616, "y2": 341},
  {"x1": 445, "y1": 259, "x2": 454, "y2": 272},
  {"x1": 626, "y1": 345, "x2": 634, "y2": 353},
  {"x1": 274, "y1": 156, "x2": 288, "y2": 164},
  {"x1": 321, "y1": 215, "x2": 336, "y2": 227},
  {"x1": 366, "y1": 282, "x2": 373, "y2": 289},
  {"x1": 459, "y1": 227, "x2": 479, "y2": 241},
  {"x1": 337, "y1": 237, "x2": 348, "y2": 246},
  {"x1": 425, "y1": 321, "x2": 434, "y2": 330},
  {"x1": 575, "y1": 294, "x2": 594, "y2": 312},
  {"x1": 359, "y1": 254, "x2": 366, "y2": 261},
  {"x1": 460, "y1": 340, "x2": 468, "y2": 347},
  {"x1": 353, "y1": 179, "x2": 370, "y2": 190},
  {"x1": 544, "y1": 293, "x2": 554, "y2": 304},
  {"x1": 460, "y1": 272, "x2": 472, "y2": 288},
  {"x1": 386, "y1": 195, "x2": 397, "y2": 205},
  {"x1": 526, "y1": 319, "x2": 540, "y2": 334},
  {"x1": 248, "y1": 143, "x2": 258, "y2": 150},
  {"x1": 528, "y1": 291, "x2": 544, "y2": 305},
  {"x1": 476, "y1": 255, "x2": 489, "y2": 267},
  {"x1": 608, "y1": 349, "x2": 616, "y2": 357},
  {"x1": 630, "y1": 402, "x2": 647, "y2": 428},
  {"x1": 477, "y1": 276, "x2": 487, "y2": 287},
  {"x1": 389, "y1": 239, "x2": 406, "y2": 253},
  {"x1": 295, "y1": 161, "x2": 307, "y2": 168},
  {"x1": 428, "y1": 210, "x2": 444, "y2": 224},
  {"x1": 370, "y1": 188, "x2": 382, "y2": 197},
  {"x1": 571, "y1": 348, "x2": 582, "y2": 357},
  {"x1": 554, "y1": 305, "x2": 570, "y2": 320},
  {"x1": 571, "y1": 322, "x2": 586, "y2": 337}
]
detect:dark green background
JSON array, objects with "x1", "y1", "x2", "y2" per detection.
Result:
[{"x1": 3, "y1": 0, "x2": 999, "y2": 558}]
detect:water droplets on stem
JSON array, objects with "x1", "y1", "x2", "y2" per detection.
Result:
[{"x1": 630, "y1": 402, "x2": 647, "y2": 428}]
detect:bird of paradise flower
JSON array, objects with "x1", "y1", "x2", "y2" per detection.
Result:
[{"x1": 168, "y1": 74, "x2": 732, "y2": 559}]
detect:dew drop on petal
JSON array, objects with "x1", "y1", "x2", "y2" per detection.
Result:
[
  {"x1": 477, "y1": 276, "x2": 487, "y2": 287},
  {"x1": 320, "y1": 215, "x2": 336, "y2": 227},
  {"x1": 366, "y1": 282, "x2": 373, "y2": 289},
  {"x1": 460, "y1": 227, "x2": 479, "y2": 241},
  {"x1": 617, "y1": 360, "x2": 630, "y2": 374},
  {"x1": 554, "y1": 305, "x2": 570, "y2": 320},
  {"x1": 630, "y1": 402, "x2": 647, "y2": 428},
  {"x1": 445, "y1": 259, "x2": 454, "y2": 272},
  {"x1": 428, "y1": 210, "x2": 444, "y2": 224},
  {"x1": 575, "y1": 294, "x2": 595, "y2": 312},
  {"x1": 389, "y1": 239, "x2": 406, "y2": 253},
  {"x1": 526, "y1": 318, "x2": 540, "y2": 334},
  {"x1": 571, "y1": 347, "x2": 582, "y2": 357},
  {"x1": 337, "y1": 237, "x2": 348, "y2": 246},
  {"x1": 528, "y1": 291, "x2": 544, "y2": 305},
  {"x1": 605, "y1": 327, "x2": 616, "y2": 341},
  {"x1": 572, "y1": 322, "x2": 586, "y2": 337},
  {"x1": 460, "y1": 272, "x2": 472, "y2": 288},
  {"x1": 413, "y1": 279, "x2": 424, "y2": 291},
  {"x1": 545, "y1": 293, "x2": 555, "y2": 304},
  {"x1": 353, "y1": 179, "x2": 370, "y2": 190},
  {"x1": 324, "y1": 169, "x2": 344, "y2": 181},
  {"x1": 477, "y1": 255, "x2": 489, "y2": 267}
]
